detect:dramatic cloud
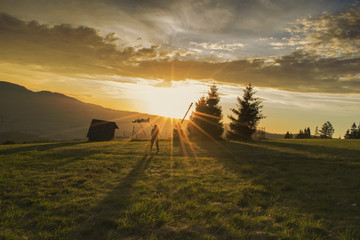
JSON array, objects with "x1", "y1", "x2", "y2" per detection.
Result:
[
  {"x1": 0, "y1": 1, "x2": 359, "y2": 136},
  {"x1": 128, "y1": 53, "x2": 360, "y2": 93},
  {"x1": 285, "y1": 5, "x2": 360, "y2": 58},
  {"x1": 0, "y1": 13, "x2": 185, "y2": 75},
  {"x1": 1, "y1": 4, "x2": 359, "y2": 94},
  {"x1": 0, "y1": 0, "x2": 354, "y2": 56}
]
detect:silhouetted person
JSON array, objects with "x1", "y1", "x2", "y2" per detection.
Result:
[{"x1": 150, "y1": 124, "x2": 160, "y2": 152}]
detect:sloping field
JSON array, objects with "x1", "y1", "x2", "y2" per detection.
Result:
[{"x1": 1, "y1": 139, "x2": 359, "y2": 239}]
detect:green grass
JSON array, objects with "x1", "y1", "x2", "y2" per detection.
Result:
[{"x1": 0, "y1": 139, "x2": 359, "y2": 239}]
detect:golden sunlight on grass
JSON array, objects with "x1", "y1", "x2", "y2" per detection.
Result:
[{"x1": 2, "y1": 139, "x2": 360, "y2": 239}]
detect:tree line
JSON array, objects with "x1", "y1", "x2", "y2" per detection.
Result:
[
  {"x1": 286, "y1": 121, "x2": 335, "y2": 139},
  {"x1": 344, "y1": 122, "x2": 360, "y2": 139},
  {"x1": 183, "y1": 83, "x2": 264, "y2": 141},
  {"x1": 177, "y1": 82, "x2": 358, "y2": 141},
  {"x1": 285, "y1": 121, "x2": 360, "y2": 139}
]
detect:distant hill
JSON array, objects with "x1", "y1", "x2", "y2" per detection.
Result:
[
  {"x1": 0, "y1": 81, "x2": 284, "y2": 143},
  {"x1": 0, "y1": 81, "x2": 176, "y2": 142},
  {"x1": 223, "y1": 124, "x2": 285, "y2": 140},
  {"x1": 0, "y1": 131, "x2": 48, "y2": 143},
  {"x1": 261, "y1": 131, "x2": 284, "y2": 139}
]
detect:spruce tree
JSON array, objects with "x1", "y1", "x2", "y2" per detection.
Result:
[
  {"x1": 305, "y1": 127, "x2": 311, "y2": 138},
  {"x1": 344, "y1": 122, "x2": 360, "y2": 139},
  {"x1": 206, "y1": 84, "x2": 224, "y2": 138},
  {"x1": 226, "y1": 84, "x2": 264, "y2": 140},
  {"x1": 284, "y1": 131, "x2": 293, "y2": 139},
  {"x1": 295, "y1": 127, "x2": 311, "y2": 139},
  {"x1": 296, "y1": 129, "x2": 305, "y2": 139},
  {"x1": 187, "y1": 96, "x2": 207, "y2": 139},
  {"x1": 350, "y1": 122, "x2": 357, "y2": 138},
  {"x1": 344, "y1": 129, "x2": 351, "y2": 139},
  {"x1": 187, "y1": 84, "x2": 223, "y2": 140}
]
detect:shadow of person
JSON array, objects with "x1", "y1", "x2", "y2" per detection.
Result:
[{"x1": 72, "y1": 153, "x2": 154, "y2": 239}]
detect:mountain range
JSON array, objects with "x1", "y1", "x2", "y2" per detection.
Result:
[
  {"x1": 0, "y1": 81, "x2": 175, "y2": 142},
  {"x1": 0, "y1": 81, "x2": 284, "y2": 143}
]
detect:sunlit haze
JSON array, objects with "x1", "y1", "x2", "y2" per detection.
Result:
[{"x1": 1, "y1": 0, "x2": 359, "y2": 137}]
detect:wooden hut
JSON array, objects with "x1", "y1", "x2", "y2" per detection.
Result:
[{"x1": 87, "y1": 119, "x2": 118, "y2": 141}]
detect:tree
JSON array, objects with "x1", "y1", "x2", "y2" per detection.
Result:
[
  {"x1": 284, "y1": 131, "x2": 293, "y2": 139},
  {"x1": 296, "y1": 129, "x2": 304, "y2": 139},
  {"x1": 344, "y1": 129, "x2": 351, "y2": 139},
  {"x1": 226, "y1": 84, "x2": 265, "y2": 140},
  {"x1": 306, "y1": 127, "x2": 311, "y2": 138},
  {"x1": 350, "y1": 122, "x2": 357, "y2": 138},
  {"x1": 344, "y1": 122, "x2": 360, "y2": 139},
  {"x1": 319, "y1": 121, "x2": 334, "y2": 139},
  {"x1": 315, "y1": 126, "x2": 319, "y2": 138},
  {"x1": 187, "y1": 84, "x2": 224, "y2": 140},
  {"x1": 206, "y1": 84, "x2": 224, "y2": 138},
  {"x1": 296, "y1": 127, "x2": 311, "y2": 139}
]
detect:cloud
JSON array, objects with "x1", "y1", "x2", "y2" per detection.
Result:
[
  {"x1": 283, "y1": 5, "x2": 360, "y2": 58},
  {"x1": 127, "y1": 48, "x2": 360, "y2": 93},
  {"x1": 0, "y1": 13, "x2": 185, "y2": 75},
  {"x1": 0, "y1": 0, "x2": 354, "y2": 56},
  {"x1": 190, "y1": 41, "x2": 245, "y2": 51},
  {"x1": 139, "y1": 5, "x2": 360, "y2": 94},
  {"x1": 1, "y1": 10, "x2": 359, "y2": 94}
]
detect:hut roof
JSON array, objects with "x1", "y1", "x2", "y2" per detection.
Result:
[{"x1": 87, "y1": 119, "x2": 118, "y2": 141}]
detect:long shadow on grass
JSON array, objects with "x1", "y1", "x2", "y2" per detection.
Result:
[
  {"x1": 0, "y1": 141, "x2": 87, "y2": 155},
  {"x1": 72, "y1": 153, "x2": 154, "y2": 239},
  {"x1": 0, "y1": 141, "x2": 105, "y2": 172},
  {"x1": 195, "y1": 140, "x2": 360, "y2": 237}
]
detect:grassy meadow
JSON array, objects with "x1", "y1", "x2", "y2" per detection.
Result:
[{"x1": 0, "y1": 139, "x2": 360, "y2": 239}]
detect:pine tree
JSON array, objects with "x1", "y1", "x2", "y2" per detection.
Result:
[
  {"x1": 344, "y1": 129, "x2": 351, "y2": 139},
  {"x1": 187, "y1": 84, "x2": 223, "y2": 140},
  {"x1": 296, "y1": 129, "x2": 304, "y2": 139},
  {"x1": 350, "y1": 122, "x2": 357, "y2": 138},
  {"x1": 284, "y1": 131, "x2": 293, "y2": 139},
  {"x1": 206, "y1": 84, "x2": 224, "y2": 138},
  {"x1": 295, "y1": 127, "x2": 311, "y2": 139},
  {"x1": 187, "y1": 96, "x2": 207, "y2": 139},
  {"x1": 319, "y1": 121, "x2": 335, "y2": 139},
  {"x1": 344, "y1": 122, "x2": 360, "y2": 139},
  {"x1": 306, "y1": 127, "x2": 311, "y2": 138},
  {"x1": 226, "y1": 84, "x2": 265, "y2": 140}
]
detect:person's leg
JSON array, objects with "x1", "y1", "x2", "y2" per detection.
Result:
[
  {"x1": 156, "y1": 139, "x2": 159, "y2": 152},
  {"x1": 150, "y1": 139, "x2": 154, "y2": 150}
]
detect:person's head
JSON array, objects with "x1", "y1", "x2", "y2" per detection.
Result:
[{"x1": 154, "y1": 124, "x2": 158, "y2": 129}]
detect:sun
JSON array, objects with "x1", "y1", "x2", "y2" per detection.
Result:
[{"x1": 140, "y1": 82, "x2": 203, "y2": 119}]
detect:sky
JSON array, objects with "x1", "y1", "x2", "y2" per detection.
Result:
[{"x1": 0, "y1": 0, "x2": 359, "y2": 137}]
